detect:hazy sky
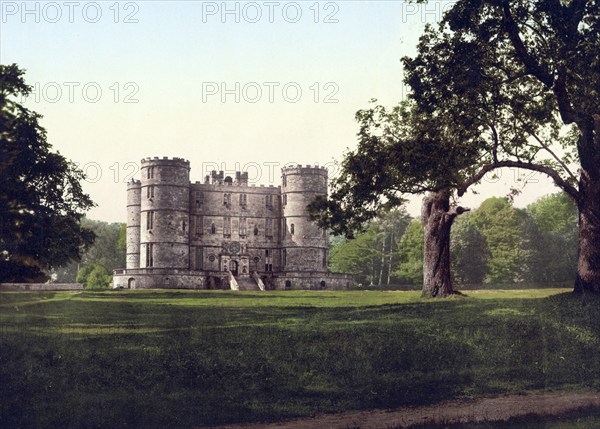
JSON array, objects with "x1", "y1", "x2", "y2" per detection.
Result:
[{"x1": 1, "y1": 0, "x2": 560, "y2": 222}]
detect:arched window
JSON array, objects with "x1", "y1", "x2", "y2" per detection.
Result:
[
  {"x1": 290, "y1": 223, "x2": 295, "y2": 235},
  {"x1": 211, "y1": 222, "x2": 216, "y2": 234}
]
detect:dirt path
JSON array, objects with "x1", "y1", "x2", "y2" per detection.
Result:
[{"x1": 208, "y1": 391, "x2": 600, "y2": 429}]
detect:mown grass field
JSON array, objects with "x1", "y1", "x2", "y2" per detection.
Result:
[{"x1": 1, "y1": 289, "x2": 599, "y2": 428}]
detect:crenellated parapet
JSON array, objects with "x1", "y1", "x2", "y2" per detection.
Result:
[{"x1": 281, "y1": 164, "x2": 328, "y2": 176}]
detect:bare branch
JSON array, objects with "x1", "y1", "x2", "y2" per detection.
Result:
[
  {"x1": 501, "y1": 0, "x2": 554, "y2": 87},
  {"x1": 528, "y1": 128, "x2": 577, "y2": 183},
  {"x1": 457, "y1": 160, "x2": 581, "y2": 204}
]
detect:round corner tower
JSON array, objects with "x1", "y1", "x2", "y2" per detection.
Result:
[
  {"x1": 139, "y1": 157, "x2": 191, "y2": 269},
  {"x1": 126, "y1": 179, "x2": 141, "y2": 269},
  {"x1": 281, "y1": 164, "x2": 329, "y2": 273}
]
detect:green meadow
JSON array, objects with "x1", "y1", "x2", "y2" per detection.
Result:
[{"x1": 1, "y1": 289, "x2": 599, "y2": 428}]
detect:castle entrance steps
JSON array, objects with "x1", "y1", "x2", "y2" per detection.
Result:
[{"x1": 235, "y1": 276, "x2": 261, "y2": 291}]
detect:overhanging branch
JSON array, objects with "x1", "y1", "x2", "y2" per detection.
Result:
[{"x1": 457, "y1": 160, "x2": 581, "y2": 204}]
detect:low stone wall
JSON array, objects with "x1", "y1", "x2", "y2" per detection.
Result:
[
  {"x1": 272, "y1": 272, "x2": 353, "y2": 290},
  {"x1": 0, "y1": 283, "x2": 83, "y2": 291},
  {"x1": 113, "y1": 269, "x2": 353, "y2": 291},
  {"x1": 113, "y1": 269, "x2": 207, "y2": 289}
]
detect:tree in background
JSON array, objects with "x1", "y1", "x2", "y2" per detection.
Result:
[
  {"x1": 528, "y1": 193, "x2": 579, "y2": 236},
  {"x1": 470, "y1": 198, "x2": 530, "y2": 284},
  {"x1": 328, "y1": 208, "x2": 411, "y2": 286},
  {"x1": 524, "y1": 193, "x2": 578, "y2": 284},
  {"x1": 0, "y1": 64, "x2": 95, "y2": 282},
  {"x1": 451, "y1": 214, "x2": 489, "y2": 286},
  {"x1": 374, "y1": 208, "x2": 412, "y2": 286},
  {"x1": 53, "y1": 219, "x2": 126, "y2": 283},
  {"x1": 76, "y1": 263, "x2": 111, "y2": 289},
  {"x1": 329, "y1": 225, "x2": 378, "y2": 285},
  {"x1": 395, "y1": 220, "x2": 424, "y2": 285},
  {"x1": 117, "y1": 223, "x2": 126, "y2": 253}
]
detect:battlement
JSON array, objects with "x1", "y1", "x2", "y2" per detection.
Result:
[
  {"x1": 141, "y1": 157, "x2": 190, "y2": 168},
  {"x1": 208, "y1": 170, "x2": 251, "y2": 185},
  {"x1": 127, "y1": 179, "x2": 141, "y2": 187},
  {"x1": 190, "y1": 181, "x2": 281, "y2": 192},
  {"x1": 282, "y1": 164, "x2": 328, "y2": 177}
]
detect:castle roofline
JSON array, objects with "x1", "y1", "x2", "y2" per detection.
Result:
[
  {"x1": 282, "y1": 164, "x2": 328, "y2": 175},
  {"x1": 141, "y1": 156, "x2": 190, "y2": 166}
]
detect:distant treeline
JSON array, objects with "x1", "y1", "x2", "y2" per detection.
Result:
[
  {"x1": 52, "y1": 218, "x2": 126, "y2": 288},
  {"x1": 330, "y1": 192, "x2": 578, "y2": 288}
]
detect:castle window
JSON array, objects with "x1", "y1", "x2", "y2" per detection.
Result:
[
  {"x1": 265, "y1": 218, "x2": 273, "y2": 238},
  {"x1": 196, "y1": 248, "x2": 203, "y2": 270},
  {"x1": 282, "y1": 175, "x2": 287, "y2": 187},
  {"x1": 265, "y1": 249, "x2": 269, "y2": 257},
  {"x1": 282, "y1": 194, "x2": 287, "y2": 206},
  {"x1": 290, "y1": 223, "x2": 295, "y2": 235},
  {"x1": 254, "y1": 225, "x2": 259, "y2": 236},
  {"x1": 239, "y1": 193, "x2": 247, "y2": 207},
  {"x1": 147, "y1": 211, "x2": 154, "y2": 230},
  {"x1": 146, "y1": 243, "x2": 154, "y2": 267},
  {"x1": 239, "y1": 217, "x2": 247, "y2": 237},
  {"x1": 147, "y1": 185, "x2": 154, "y2": 199},
  {"x1": 223, "y1": 193, "x2": 231, "y2": 207},
  {"x1": 195, "y1": 191, "x2": 203, "y2": 209},
  {"x1": 223, "y1": 216, "x2": 231, "y2": 237},
  {"x1": 147, "y1": 167, "x2": 154, "y2": 179},
  {"x1": 282, "y1": 249, "x2": 287, "y2": 267},
  {"x1": 265, "y1": 194, "x2": 273, "y2": 209},
  {"x1": 196, "y1": 216, "x2": 203, "y2": 236},
  {"x1": 182, "y1": 220, "x2": 186, "y2": 233},
  {"x1": 211, "y1": 222, "x2": 216, "y2": 234}
]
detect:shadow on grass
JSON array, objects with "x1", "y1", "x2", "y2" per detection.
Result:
[{"x1": 1, "y1": 290, "x2": 599, "y2": 428}]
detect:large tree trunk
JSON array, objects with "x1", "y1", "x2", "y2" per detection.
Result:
[
  {"x1": 574, "y1": 170, "x2": 600, "y2": 293},
  {"x1": 421, "y1": 190, "x2": 467, "y2": 298}
]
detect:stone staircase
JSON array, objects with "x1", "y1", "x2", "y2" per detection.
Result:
[{"x1": 235, "y1": 276, "x2": 261, "y2": 291}]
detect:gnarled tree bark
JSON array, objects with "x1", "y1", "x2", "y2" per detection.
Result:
[
  {"x1": 421, "y1": 190, "x2": 469, "y2": 298},
  {"x1": 574, "y1": 170, "x2": 600, "y2": 293}
]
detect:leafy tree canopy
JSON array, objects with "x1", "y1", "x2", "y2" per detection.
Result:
[
  {"x1": 527, "y1": 192, "x2": 578, "y2": 235},
  {"x1": 0, "y1": 64, "x2": 95, "y2": 282}
]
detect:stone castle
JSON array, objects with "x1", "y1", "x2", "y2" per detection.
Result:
[{"x1": 112, "y1": 157, "x2": 352, "y2": 290}]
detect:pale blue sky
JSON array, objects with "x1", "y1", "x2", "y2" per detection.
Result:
[{"x1": 1, "y1": 1, "x2": 557, "y2": 222}]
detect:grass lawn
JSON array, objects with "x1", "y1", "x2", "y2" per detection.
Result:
[{"x1": 0, "y1": 288, "x2": 599, "y2": 428}]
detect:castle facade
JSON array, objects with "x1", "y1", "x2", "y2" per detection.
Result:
[{"x1": 112, "y1": 157, "x2": 352, "y2": 290}]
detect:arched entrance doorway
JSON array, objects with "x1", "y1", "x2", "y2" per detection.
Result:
[
  {"x1": 128, "y1": 278, "x2": 136, "y2": 289},
  {"x1": 230, "y1": 260, "x2": 238, "y2": 276}
]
